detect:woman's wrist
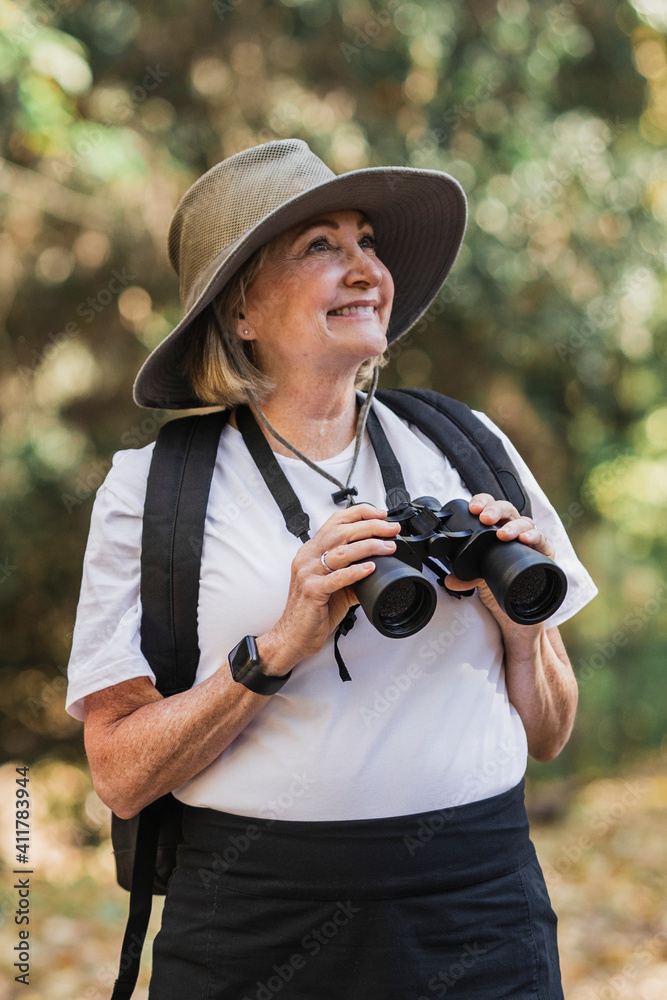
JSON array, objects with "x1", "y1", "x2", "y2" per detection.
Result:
[
  {"x1": 498, "y1": 619, "x2": 545, "y2": 659},
  {"x1": 255, "y1": 628, "x2": 297, "y2": 677}
]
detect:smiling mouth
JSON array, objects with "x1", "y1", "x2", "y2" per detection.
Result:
[{"x1": 327, "y1": 305, "x2": 377, "y2": 317}]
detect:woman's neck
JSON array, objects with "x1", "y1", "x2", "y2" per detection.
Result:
[{"x1": 240, "y1": 376, "x2": 361, "y2": 461}]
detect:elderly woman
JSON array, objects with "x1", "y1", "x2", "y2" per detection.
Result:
[{"x1": 66, "y1": 139, "x2": 596, "y2": 999}]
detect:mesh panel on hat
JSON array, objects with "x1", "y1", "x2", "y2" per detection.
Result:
[{"x1": 169, "y1": 139, "x2": 336, "y2": 307}]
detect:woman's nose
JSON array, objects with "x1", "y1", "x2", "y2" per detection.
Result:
[{"x1": 344, "y1": 246, "x2": 383, "y2": 286}]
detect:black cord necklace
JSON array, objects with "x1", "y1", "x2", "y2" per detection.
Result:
[{"x1": 236, "y1": 377, "x2": 413, "y2": 682}]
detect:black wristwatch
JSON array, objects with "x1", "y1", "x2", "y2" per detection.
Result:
[{"x1": 228, "y1": 635, "x2": 292, "y2": 695}]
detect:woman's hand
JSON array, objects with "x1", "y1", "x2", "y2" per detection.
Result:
[
  {"x1": 262, "y1": 503, "x2": 402, "y2": 674},
  {"x1": 443, "y1": 493, "x2": 555, "y2": 634},
  {"x1": 443, "y1": 494, "x2": 577, "y2": 761}
]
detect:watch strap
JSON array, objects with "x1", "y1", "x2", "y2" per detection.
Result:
[{"x1": 228, "y1": 635, "x2": 291, "y2": 695}]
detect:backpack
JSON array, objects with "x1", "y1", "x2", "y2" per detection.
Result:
[{"x1": 108, "y1": 387, "x2": 532, "y2": 999}]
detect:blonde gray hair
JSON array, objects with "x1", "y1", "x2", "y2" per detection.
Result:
[{"x1": 184, "y1": 240, "x2": 387, "y2": 409}]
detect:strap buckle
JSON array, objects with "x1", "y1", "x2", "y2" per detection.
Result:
[{"x1": 331, "y1": 486, "x2": 358, "y2": 505}]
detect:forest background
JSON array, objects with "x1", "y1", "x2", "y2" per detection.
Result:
[{"x1": 0, "y1": 0, "x2": 666, "y2": 996}]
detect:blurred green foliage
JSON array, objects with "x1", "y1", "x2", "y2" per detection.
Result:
[{"x1": 0, "y1": 0, "x2": 665, "y2": 778}]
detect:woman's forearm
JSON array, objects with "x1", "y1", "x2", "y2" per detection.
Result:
[
  {"x1": 84, "y1": 631, "x2": 293, "y2": 819},
  {"x1": 501, "y1": 625, "x2": 578, "y2": 762}
]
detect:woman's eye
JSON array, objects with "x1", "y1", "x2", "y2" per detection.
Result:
[
  {"x1": 309, "y1": 238, "x2": 331, "y2": 251},
  {"x1": 308, "y1": 233, "x2": 375, "y2": 250},
  {"x1": 307, "y1": 233, "x2": 375, "y2": 252}
]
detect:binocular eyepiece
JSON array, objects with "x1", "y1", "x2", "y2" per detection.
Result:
[{"x1": 353, "y1": 497, "x2": 568, "y2": 638}]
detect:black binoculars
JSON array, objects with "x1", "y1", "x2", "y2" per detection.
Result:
[{"x1": 353, "y1": 497, "x2": 568, "y2": 638}]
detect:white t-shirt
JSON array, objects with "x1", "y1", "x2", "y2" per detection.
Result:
[{"x1": 66, "y1": 397, "x2": 597, "y2": 820}]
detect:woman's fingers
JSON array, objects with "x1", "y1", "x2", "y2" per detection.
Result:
[
  {"x1": 468, "y1": 493, "x2": 496, "y2": 514},
  {"x1": 292, "y1": 506, "x2": 397, "y2": 594},
  {"x1": 323, "y1": 519, "x2": 401, "y2": 551},
  {"x1": 495, "y1": 517, "x2": 538, "y2": 540},
  {"x1": 497, "y1": 519, "x2": 554, "y2": 557},
  {"x1": 317, "y1": 557, "x2": 379, "y2": 593},
  {"x1": 275, "y1": 504, "x2": 402, "y2": 664},
  {"x1": 319, "y1": 536, "x2": 397, "y2": 575},
  {"x1": 469, "y1": 494, "x2": 522, "y2": 525},
  {"x1": 328, "y1": 502, "x2": 388, "y2": 524},
  {"x1": 468, "y1": 494, "x2": 554, "y2": 559},
  {"x1": 309, "y1": 504, "x2": 401, "y2": 575},
  {"x1": 443, "y1": 572, "x2": 481, "y2": 592},
  {"x1": 322, "y1": 504, "x2": 401, "y2": 541}
]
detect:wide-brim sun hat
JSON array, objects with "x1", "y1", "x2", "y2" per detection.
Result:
[{"x1": 133, "y1": 138, "x2": 468, "y2": 409}]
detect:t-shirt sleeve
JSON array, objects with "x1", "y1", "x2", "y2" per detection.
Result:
[
  {"x1": 65, "y1": 449, "x2": 157, "y2": 722},
  {"x1": 469, "y1": 410, "x2": 598, "y2": 629}
]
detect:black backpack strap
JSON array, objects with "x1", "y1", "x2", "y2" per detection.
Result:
[
  {"x1": 375, "y1": 388, "x2": 532, "y2": 517},
  {"x1": 111, "y1": 410, "x2": 228, "y2": 1000},
  {"x1": 140, "y1": 409, "x2": 229, "y2": 695},
  {"x1": 235, "y1": 405, "x2": 311, "y2": 542},
  {"x1": 110, "y1": 797, "x2": 168, "y2": 999},
  {"x1": 235, "y1": 405, "x2": 355, "y2": 683},
  {"x1": 365, "y1": 407, "x2": 411, "y2": 510}
]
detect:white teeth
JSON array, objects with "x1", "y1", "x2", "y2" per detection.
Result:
[{"x1": 330, "y1": 305, "x2": 375, "y2": 316}]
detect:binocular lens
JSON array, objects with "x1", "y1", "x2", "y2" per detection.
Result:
[
  {"x1": 507, "y1": 566, "x2": 563, "y2": 623},
  {"x1": 377, "y1": 579, "x2": 417, "y2": 622},
  {"x1": 353, "y1": 555, "x2": 438, "y2": 638},
  {"x1": 376, "y1": 578, "x2": 434, "y2": 634}
]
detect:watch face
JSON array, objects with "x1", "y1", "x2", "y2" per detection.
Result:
[
  {"x1": 229, "y1": 635, "x2": 289, "y2": 694},
  {"x1": 231, "y1": 636, "x2": 258, "y2": 681}
]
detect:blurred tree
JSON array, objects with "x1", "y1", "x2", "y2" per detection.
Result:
[{"x1": 0, "y1": 0, "x2": 665, "y2": 775}]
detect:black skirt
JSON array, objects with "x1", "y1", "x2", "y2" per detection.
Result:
[{"x1": 148, "y1": 779, "x2": 563, "y2": 999}]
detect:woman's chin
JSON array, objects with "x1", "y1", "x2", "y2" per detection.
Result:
[{"x1": 326, "y1": 322, "x2": 387, "y2": 358}]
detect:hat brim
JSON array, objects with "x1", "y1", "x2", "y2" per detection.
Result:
[{"x1": 133, "y1": 166, "x2": 468, "y2": 409}]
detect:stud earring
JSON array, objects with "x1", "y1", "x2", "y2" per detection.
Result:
[{"x1": 243, "y1": 329, "x2": 249, "y2": 336}]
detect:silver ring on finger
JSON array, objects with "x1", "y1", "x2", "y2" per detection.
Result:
[{"x1": 320, "y1": 550, "x2": 334, "y2": 573}]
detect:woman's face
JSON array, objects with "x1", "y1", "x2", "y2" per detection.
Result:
[{"x1": 238, "y1": 209, "x2": 394, "y2": 379}]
